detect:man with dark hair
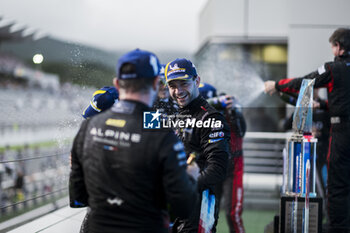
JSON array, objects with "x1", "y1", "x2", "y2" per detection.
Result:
[
  {"x1": 329, "y1": 28, "x2": 350, "y2": 52},
  {"x1": 69, "y1": 49, "x2": 199, "y2": 233},
  {"x1": 165, "y1": 58, "x2": 230, "y2": 233},
  {"x1": 265, "y1": 28, "x2": 350, "y2": 233}
]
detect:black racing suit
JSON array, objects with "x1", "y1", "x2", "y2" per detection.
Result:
[
  {"x1": 69, "y1": 100, "x2": 198, "y2": 233},
  {"x1": 275, "y1": 51, "x2": 350, "y2": 233},
  {"x1": 173, "y1": 96, "x2": 230, "y2": 233}
]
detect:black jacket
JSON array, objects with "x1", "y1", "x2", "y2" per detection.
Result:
[
  {"x1": 153, "y1": 97, "x2": 178, "y2": 117},
  {"x1": 175, "y1": 95, "x2": 230, "y2": 193},
  {"x1": 276, "y1": 51, "x2": 350, "y2": 117},
  {"x1": 69, "y1": 100, "x2": 197, "y2": 233}
]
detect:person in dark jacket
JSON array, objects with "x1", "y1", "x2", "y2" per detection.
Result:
[
  {"x1": 164, "y1": 59, "x2": 230, "y2": 233},
  {"x1": 265, "y1": 28, "x2": 350, "y2": 233},
  {"x1": 69, "y1": 49, "x2": 199, "y2": 233}
]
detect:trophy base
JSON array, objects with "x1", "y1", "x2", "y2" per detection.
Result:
[{"x1": 279, "y1": 196, "x2": 322, "y2": 233}]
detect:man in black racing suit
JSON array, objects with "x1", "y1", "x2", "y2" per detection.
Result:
[
  {"x1": 165, "y1": 58, "x2": 231, "y2": 233},
  {"x1": 265, "y1": 28, "x2": 350, "y2": 233},
  {"x1": 69, "y1": 49, "x2": 199, "y2": 233}
]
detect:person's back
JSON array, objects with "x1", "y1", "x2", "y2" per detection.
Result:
[{"x1": 74, "y1": 100, "x2": 195, "y2": 232}]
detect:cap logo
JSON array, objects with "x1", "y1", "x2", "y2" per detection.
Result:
[
  {"x1": 121, "y1": 73, "x2": 137, "y2": 79},
  {"x1": 150, "y1": 55, "x2": 159, "y2": 75},
  {"x1": 169, "y1": 63, "x2": 179, "y2": 70},
  {"x1": 160, "y1": 66, "x2": 165, "y2": 74},
  {"x1": 167, "y1": 63, "x2": 186, "y2": 77},
  {"x1": 90, "y1": 99, "x2": 101, "y2": 112}
]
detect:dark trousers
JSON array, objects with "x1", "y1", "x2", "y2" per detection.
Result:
[{"x1": 327, "y1": 123, "x2": 350, "y2": 233}]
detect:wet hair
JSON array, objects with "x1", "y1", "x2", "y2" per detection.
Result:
[
  {"x1": 329, "y1": 28, "x2": 350, "y2": 52},
  {"x1": 118, "y1": 63, "x2": 156, "y2": 93}
]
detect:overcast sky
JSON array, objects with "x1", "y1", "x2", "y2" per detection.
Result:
[{"x1": 0, "y1": 0, "x2": 208, "y2": 53}]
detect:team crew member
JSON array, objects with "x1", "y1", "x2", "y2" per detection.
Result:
[
  {"x1": 165, "y1": 59, "x2": 230, "y2": 233},
  {"x1": 69, "y1": 49, "x2": 199, "y2": 233},
  {"x1": 200, "y1": 83, "x2": 247, "y2": 233},
  {"x1": 264, "y1": 28, "x2": 350, "y2": 233},
  {"x1": 153, "y1": 65, "x2": 178, "y2": 117}
]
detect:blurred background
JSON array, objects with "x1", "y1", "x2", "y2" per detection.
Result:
[{"x1": 0, "y1": 0, "x2": 349, "y2": 232}]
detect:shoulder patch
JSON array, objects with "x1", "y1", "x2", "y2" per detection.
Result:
[
  {"x1": 208, "y1": 138, "x2": 224, "y2": 143},
  {"x1": 318, "y1": 65, "x2": 326, "y2": 75},
  {"x1": 105, "y1": 119, "x2": 126, "y2": 128},
  {"x1": 173, "y1": 142, "x2": 184, "y2": 151}
]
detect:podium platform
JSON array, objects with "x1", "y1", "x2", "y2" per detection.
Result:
[
  {"x1": 279, "y1": 196, "x2": 322, "y2": 233},
  {"x1": 7, "y1": 206, "x2": 87, "y2": 233}
]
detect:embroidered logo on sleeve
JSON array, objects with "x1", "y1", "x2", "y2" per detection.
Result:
[{"x1": 318, "y1": 65, "x2": 326, "y2": 75}]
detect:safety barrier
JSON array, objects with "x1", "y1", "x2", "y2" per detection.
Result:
[
  {"x1": 0, "y1": 147, "x2": 70, "y2": 221},
  {"x1": 0, "y1": 132, "x2": 290, "y2": 226},
  {"x1": 243, "y1": 132, "x2": 290, "y2": 210}
]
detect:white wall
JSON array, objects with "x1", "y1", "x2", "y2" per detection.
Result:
[
  {"x1": 288, "y1": 28, "x2": 335, "y2": 77},
  {"x1": 287, "y1": 0, "x2": 350, "y2": 26},
  {"x1": 199, "y1": 0, "x2": 245, "y2": 47},
  {"x1": 248, "y1": 0, "x2": 288, "y2": 37},
  {"x1": 198, "y1": 0, "x2": 288, "y2": 48},
  {"x1": 198, "y1": 0, "x2": 350, "y2": 77},
  {"x1": 287, "y1": 0, "x2": 350, "y2": 76}
]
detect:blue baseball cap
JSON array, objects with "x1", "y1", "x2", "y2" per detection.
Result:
[
  {"x1": 164, "y1": 58, "x2": 197, "y2": 83},
  {"x1": 116, "y1": 49, "x2": 161, "y2": 79},
  {"x1": 199, "y1": 83, "x2": 217, "y2": 99},
  {"x1": 82, "y1": 86, "x2": 119, "y2": 119}
]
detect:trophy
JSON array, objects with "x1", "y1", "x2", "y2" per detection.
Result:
[{"x1": 281, "y1": 79, "x2": 317, "y2": 233}]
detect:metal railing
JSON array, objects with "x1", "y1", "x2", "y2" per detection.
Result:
[
  {"x1": 0, "y1": 132, "x2": 290, "y2": 219},
  {"x1": 243, "y1": 132, "x2": 289, "y2": 174},
  {"x1": 0, "y1": 147, "x2": 70, "y2": 219},
  {"x1": 243, "y1": 132, "x2": 290, "y2": 210}
]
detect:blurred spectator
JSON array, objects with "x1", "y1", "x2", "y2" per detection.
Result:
[
  {"x1": 14, "y1": 171, "x2": 24, "y2": 202},
  {"x1": 0, "y1": 150, "x2": 13, "y2": 213}
]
